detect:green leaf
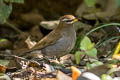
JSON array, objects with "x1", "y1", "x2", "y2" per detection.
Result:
[
  {"x1": 115, "y1": 0, "x2": 120, "y2": 7},
  {"x1": 0, "y1": 39, "x2": 8, "y2": 42},
  {"x1": 75, "y1": 51, "x2": 83, "y2": 64},
  {"x1": 87, "y1": 43, "x2": 95, "y2": 50},
  {"x1": 0, "y1": 0, "x2": 3, "y2": 4},
  {"x1": 84, "y1": 0, "x2": 96, "y2": 7},
  {"x1": 86, "y1": 48, "x2": 97, "y2": 57},
  {"x1": 80, "y1": 36, "x2": 91, "y2": 50},
  {"x1": 86, "y1": 61, "x2": 103, "y2": 70},
  {"x1": 90, "y1": 61, "x2": 103, "y2": 68},
  {"x1": 0, "y1": 73, "x2": 4, "y2": 76},
  {"x1": 101, "y1": 74, "x2": 113, "y2": 80},
  {"x1": 0, "y1": 74, "x2": 11, "y2": 80},
  {"x1": 0, "y1": 60, "x2": 9, "y2": 66},
  {"x1": 4, "y1": 0, "x2": 24, "y2": 3},
  {"x1": 86, "y1": 63, "x2": 92, "y2": 69},
  {"x1": 0, "y1": 3, "x2": 12, "y2": 24}
]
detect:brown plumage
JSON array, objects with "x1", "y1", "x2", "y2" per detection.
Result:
[{"x1": 21, "y1": 15, "x2": 78, "y2": 57}]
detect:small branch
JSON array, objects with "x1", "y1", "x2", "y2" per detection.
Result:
[{"x1": 5, "y1": 21, "x2": 23, "y2": 33}]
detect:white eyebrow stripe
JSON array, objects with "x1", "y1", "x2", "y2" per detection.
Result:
[
  {"x1": 62, "y1": 19, "x2": 69, "y2": 21},
  {"x1": 62, "y1": 19, "x2": 72, "y2": 22}
]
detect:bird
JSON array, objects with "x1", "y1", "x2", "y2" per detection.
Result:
[{"x1": 20, "y1": 15, "x2": 78, "y2": 58}]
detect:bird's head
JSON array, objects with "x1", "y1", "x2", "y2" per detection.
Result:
[{"x1": 59, "y1": 15, "x2": 78, "y2": 24}]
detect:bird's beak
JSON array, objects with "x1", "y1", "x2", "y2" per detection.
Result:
[{"x1": 72, "y1": 18, "x2": 78, "y2": 23}]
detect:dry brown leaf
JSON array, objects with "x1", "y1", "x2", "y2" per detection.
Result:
[
  {"x1": 71, "y1": 66, "x2": 81, "y2": 80},
  {"x1": 25, "y1": 37, "x2": 37, "y2": 49},
  {"x1": 0, "y1": 64, "x2": 6, "y2": 73},
  {"x1": 56, "y1": 70, "x2": 72, "y2": 80}
]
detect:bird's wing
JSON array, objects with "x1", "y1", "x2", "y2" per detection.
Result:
[{"x1": 30, "y1": 30, "x2": 62, "y2": 51}]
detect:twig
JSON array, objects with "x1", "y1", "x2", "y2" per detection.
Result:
[{"x1": 5, "y1": 21, "x2": 23, "y2": 33}]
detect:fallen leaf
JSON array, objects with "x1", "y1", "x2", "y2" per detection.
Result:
[
  {"x1": 71, "y1": 66, "x2": 81, "y2": 80},
  {"x1": 25, "y1": 37, "x2": 37, "y2": 49},
  {"x1": 56, "y1": 70, "x2": 72, "y2": 80},
  {"x1": 0, "y1": 64, "x2": 6, "y2": 73}
]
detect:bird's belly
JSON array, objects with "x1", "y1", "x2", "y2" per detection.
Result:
[{"x1": 41, "y1": 36, "x2": 76, "y2": 57}]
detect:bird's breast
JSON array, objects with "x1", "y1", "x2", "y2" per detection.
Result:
[
  {"x1": 61, "y1": 29, "x2": 76, "y2": 51},
  {"x1": 41, "y1": 27, "x2": 76, "y2": 57}
]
